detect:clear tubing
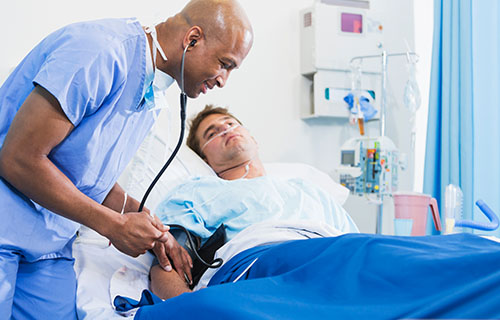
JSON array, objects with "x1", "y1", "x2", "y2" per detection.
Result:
[
  {"x1": 380, "y1": 50, "x2": 387, "y2": 137},
  {"x1": 239, "y1": 162, "x2": 251, "y2": 179},
  {"x1": 201, "y1": 123, "x2": 241, "y2": 152}
]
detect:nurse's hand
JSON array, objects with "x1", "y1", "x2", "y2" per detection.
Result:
[
  {"x1": 152, "y1": 216, "x2": 193, "y2": 286},
  {"x1": 108, "y1": 211, "x2": 170, "y2": 257}
]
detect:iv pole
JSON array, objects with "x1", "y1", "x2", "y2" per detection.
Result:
[{"x1": 350, "y1": 50, "x2": 419, "y2": 234}]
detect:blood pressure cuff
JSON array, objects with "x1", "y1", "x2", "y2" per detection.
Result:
[{"x1": 170, "y1": 224, "x2": 227, "y2": 288}]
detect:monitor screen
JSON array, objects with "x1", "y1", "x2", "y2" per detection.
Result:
[
  {"x1": 341, "y1": 13, "x2": 363, "y2": 34},
  {"x1": 341, "y1": 150, "x2": 355, "y2": 165}
]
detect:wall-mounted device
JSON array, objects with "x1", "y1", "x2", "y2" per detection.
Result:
[
  {"x1": 300, "y1": 0, "x2": 386, "y2": 119},
  {"x1": 300, "y1": 0, "x2": 383, "y2": 75},
  {"x1": 302, "y1": 69, "x2": 380, "y2": 119}
]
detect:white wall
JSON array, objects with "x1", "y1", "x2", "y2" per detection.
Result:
[
  {"x1": 413, "y1": 0, "x2": 434, "y2": 192},
  {"x1": 0, "y1": 0, "x2": 421, "y2": 234}
]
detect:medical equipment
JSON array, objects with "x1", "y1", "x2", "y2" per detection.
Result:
[
  {"x1": 300, "y1": 0, "x2": 382, "y2": 74},
  {"x1": 347, "y1": 61, "x2": 368, "y2": 134},
  {"x1": 137, "y1": 39, "x2": 223, "y2": 270},
  {"x1": 403, "y1": 54, "x2": 421, "y2": 114},
  {"x1": 341, "y1": 51, "x2": 417, "y2": 235},
  {"x1": 302, "y1": 70, "x2": 380, "y2": 119},
  {"x1": 343, "y1": 93, "x2": 378, "y2": 131},
  {"x1": 443, "y1": 184, "x2": 500, "y2": 234},
  {"x1": 444, "y1": 184, "x2": 463, "y2": 234},
  {"x1": 350, "y1": 51, "x2": 419, "y2": 137},
  {"x1": 336, "y1": 135, "x2": 403, "y2": 234},
  {"x1": 404, "y1": 52, "x2": 421, "y2": 149},
  {"x1": 337, "y1": 136, "x2": 399, "y2": 197},
  {"x1": 299, "y1": 0, "x2": 383, "y2": 119}
]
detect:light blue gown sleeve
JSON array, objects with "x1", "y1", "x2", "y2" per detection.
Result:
[{"x1": 32, "y1": 31, "x2": 127, "y2": 126}]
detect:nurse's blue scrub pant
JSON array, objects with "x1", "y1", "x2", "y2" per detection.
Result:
[{"x1": 0, "y1": 250, "x2": 77, "y2": 319}]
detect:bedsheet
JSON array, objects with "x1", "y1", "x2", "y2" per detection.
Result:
[
  {"x1": 73, "y1": 226, "x2": 154, "y2": 319},
  {"x1": 132, "y1": 233, "x2": 500, "y2": 319}
]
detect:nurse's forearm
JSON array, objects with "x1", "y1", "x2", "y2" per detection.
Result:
[{"x1": 102, "y1": 183, "x2": 145, "y2": 214}]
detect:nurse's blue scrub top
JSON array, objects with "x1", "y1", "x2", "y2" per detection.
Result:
[{"x1": 0, "y1": 18, "x2": 160, "y2": 261}]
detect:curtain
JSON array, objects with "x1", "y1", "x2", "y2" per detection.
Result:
[{"x1": 424, "y1": 0, "x2": 500, "y2": 235}]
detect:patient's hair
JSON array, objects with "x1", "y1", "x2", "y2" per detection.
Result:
[{"x1": 187, "y1": 104, "x2": 242, "y2": 158}]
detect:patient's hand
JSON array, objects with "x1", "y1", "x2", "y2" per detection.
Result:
[
  {"x1": 150, "y1": 262, "x2": 192, "y2": 300},
  {"x1": 152, "y1": 215, "x2": 193, "y2": 285}
]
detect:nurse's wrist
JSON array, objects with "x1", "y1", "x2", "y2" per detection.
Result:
[
  {"x1": 125, "y1": 196, "x2": 142, "y2": 213},
  {"x1": 125, "y1": 197, "x2": 150, "y2": 214},
  {"x1": 92, "y1": 206, "x2": 123, "y2": 238}
]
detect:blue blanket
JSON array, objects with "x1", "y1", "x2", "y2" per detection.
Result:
[{"x1": 132, "y1": 233, "x2": 500, "y2": 319}]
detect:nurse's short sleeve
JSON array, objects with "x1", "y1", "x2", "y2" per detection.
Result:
[{"x1": 33, "y1": 42, "x2": 126, "y2": 126}]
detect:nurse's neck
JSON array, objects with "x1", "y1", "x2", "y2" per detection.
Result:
[{"x1": 143, "y1": 16, "x2": 188, "y2": 81}]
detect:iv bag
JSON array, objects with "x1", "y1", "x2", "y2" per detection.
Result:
[
  {"x1": 350, "y1": 61, "x2": 362, "y2": 92},
  {"x1": 403, "y1": 60, "x2": 421, "y2": 113}
]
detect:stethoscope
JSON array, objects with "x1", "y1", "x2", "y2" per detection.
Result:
[{"x1": 137, "y1": 39, "x2": 223, "y2": 269}]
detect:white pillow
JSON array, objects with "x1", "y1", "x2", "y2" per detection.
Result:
[
  {"x1": 265, "y1": 162, "x2": 350, "y2": 205},
  {"x1": 118, "y1": 135, "x2": 216, "y2": 211}
]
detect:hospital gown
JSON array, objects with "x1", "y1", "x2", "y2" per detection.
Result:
[
  {"x1": 156, "y1": 175, "x2": 359, "y2": 241},
  {"x1": 0, "y1": 18, "x2": 168, "y2": 319}
]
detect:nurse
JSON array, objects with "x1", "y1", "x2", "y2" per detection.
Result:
[{"x1": 0, "y1": 0, "x2": 253, "y2": 318}]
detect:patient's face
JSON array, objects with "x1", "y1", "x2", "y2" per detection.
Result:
[{"x1": 196, "y1": 113, "x2": 258, "y2": 170}]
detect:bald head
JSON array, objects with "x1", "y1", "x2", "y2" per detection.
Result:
[
  {"x1": 155, "y1": 0, "x2": 253, "y2": 98},
  {"x1": 180, "y1": 0, "x2": 253, "y2": 49}
]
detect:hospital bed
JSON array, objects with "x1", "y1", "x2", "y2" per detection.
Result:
[
  {"x1": 73, "y1": 130, "x2": 500, "y2": 320},
  {"x1": 73, "y1": 132, "x2": 350, "y2": 319}
]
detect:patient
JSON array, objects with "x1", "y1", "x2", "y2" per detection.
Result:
[
  {"x1": 149, "y1": 105, "x2": 358, "y2": 298},
  {"x1": 122, "y1": 106, "x2": 500, "y2": 320}
]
